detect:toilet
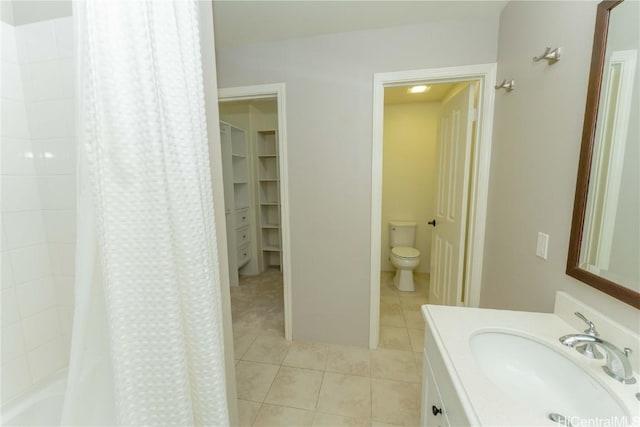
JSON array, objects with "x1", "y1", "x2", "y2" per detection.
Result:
[{"x1": 389, "y1": 221, "x2": 421, "y2": 292}]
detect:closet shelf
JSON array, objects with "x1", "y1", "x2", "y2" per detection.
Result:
[
  {"x1": 220, "y1": 120, "x2": 252, "y2": 285},
  {"x1": 257, "y1": 128, "x2": 281, "y2": 272}
]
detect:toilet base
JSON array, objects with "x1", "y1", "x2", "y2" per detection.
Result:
[{"x1": 394, "y1": 268, "x2": 415, "y2": 292}]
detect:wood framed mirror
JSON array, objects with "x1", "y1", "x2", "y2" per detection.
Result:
[{"x1": 567, "y1": 0, "x2": 639, "y2": 309}]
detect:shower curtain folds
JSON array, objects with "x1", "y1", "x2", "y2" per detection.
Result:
[{"x1": 62, "y1": 1, "x2": 229, "y2": 425}]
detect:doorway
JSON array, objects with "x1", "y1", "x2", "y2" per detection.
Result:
[
  {"x1": 218, "y1": 84, "x2": 292, "y2": 342},
  {"x1": 379, "y1": 82, "x2": 472, "y2": 351},
  {"x1": 370, "y1": 64, "x2": 497, "y2": 348}
]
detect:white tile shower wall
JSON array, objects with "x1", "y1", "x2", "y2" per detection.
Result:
[
  {"x1": 1, "y1": 17, "x2": 76, "y2": 404},
  {"x1": 2, "y1": 22, "x2": 37, "y2": 402}
]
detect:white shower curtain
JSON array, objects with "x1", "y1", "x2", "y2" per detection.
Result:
[{"x1": 62, "y1": 1, "x2": 229, "y2": 425}]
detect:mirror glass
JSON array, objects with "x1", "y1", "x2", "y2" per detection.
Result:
[{"x1": 578, "y1": 0, "x2": 639, "y2": 294}]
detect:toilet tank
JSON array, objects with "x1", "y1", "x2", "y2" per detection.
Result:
[{"x1": 389, "y1": 221, "x2": 417, "y2": 247}]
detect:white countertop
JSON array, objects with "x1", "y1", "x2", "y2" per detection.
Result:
[{"x1": 422, "y1": 304, "x2": 640, "y2": 426}]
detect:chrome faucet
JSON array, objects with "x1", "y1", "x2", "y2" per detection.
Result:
[
  {"x1": 560, "y1": 314, "x2": 636, "y2": 385},
  {"x1": 573, "y1": 312, "x2": 604, "y2": 360}
]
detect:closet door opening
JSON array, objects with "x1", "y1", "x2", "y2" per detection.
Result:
[{"x1": 218, "y1": 85, "x2": 292, "y2": 344}]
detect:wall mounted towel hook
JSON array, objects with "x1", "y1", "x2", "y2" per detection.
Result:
[
  {"x1": 533, "y1": 47, "x2": 562, "y2": 64},
  {"x1": 495, "y1": 79, "x2": 515, "y2": 92}
]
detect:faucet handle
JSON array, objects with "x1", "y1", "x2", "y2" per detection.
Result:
[
  {"x1": 575, "y1": 312, "x2": 599, "y2": 336},
  {"x1": 573, "y1": 312, "x2": 604, "y2": 359}
]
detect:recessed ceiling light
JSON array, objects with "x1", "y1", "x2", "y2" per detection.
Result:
[{"x1": 408, "y1": 85, "x2": 430, "y2": 94}]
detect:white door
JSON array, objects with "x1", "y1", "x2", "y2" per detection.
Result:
[{"x1": 429, "y1": 85, "x2": 475, "y2": 306}]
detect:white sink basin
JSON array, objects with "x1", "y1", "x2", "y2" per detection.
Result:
[{"x1": 470, "y1": 331, "x2": 629, "y2": 426}]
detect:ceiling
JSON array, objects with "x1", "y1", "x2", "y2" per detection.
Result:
[
  {"x1": 384, "y1": 83, "x2": 456, "y2": 105},
  {"x1": 3, "y1": 1, "x2": 508, "y2": 48},
  {"x1": 212, "y1": 1, "x2": 508, "y2": 47}
]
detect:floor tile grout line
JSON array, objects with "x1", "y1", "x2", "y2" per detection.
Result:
[
  {"x1": 370, "y1": 374, "x2": 421, "y2": 385},
  {"x1": 254, "y1": 401, "x2": 315, "y2": 413},
  {"x1": 377, "y1": 274, "x2": 427, "y2": 424},
  {"x1": 321, "y1": 345, "x2": 329, "y2": 372},
  {"x1": 250, "y1": 402, "x2": 263, "y2": 427},
  {"x1": 370, "y1": 368, "x2": 374, "y2": 423},
  {"x1": 261, "y1": 364, "x2": 282, "y2": 405},
  {"x1": 314, "y1": 370, "x2": 326, "y2": 412},
  {"x1": 236, "y1": 271, "x2": 425, "y2": 426},
  {"x1": 236, "y1": 332, "x2": 259, "y2": 361}
]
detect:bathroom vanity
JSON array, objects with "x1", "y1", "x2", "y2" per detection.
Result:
[{"x1": 421, "y1": 292, "x2": 640, "y2": 426}]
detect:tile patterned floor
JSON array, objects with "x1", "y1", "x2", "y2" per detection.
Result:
[
  {"x1": 230, "y1": 270, "x2": 426, "y2": 426},
  {"x1": 231, "y1": 269, "x2": 285, "y2": 335},
  {"x1": 378, "y1": 271, "x2": 429, "y2": 355}
]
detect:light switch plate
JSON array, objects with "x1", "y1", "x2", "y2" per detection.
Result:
[{"x1": 536, "y1": 232, "x2": 549, "y2": 259}]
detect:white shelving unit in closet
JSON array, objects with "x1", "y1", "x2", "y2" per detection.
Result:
[
  {"x1": 220, "y1": 121, "x2": 253, "y2": 286},
  {"x1": 256, "y1": 130, "x2": 282, "y2": 270}
]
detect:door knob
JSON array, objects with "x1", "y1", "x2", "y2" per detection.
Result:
[{"x1": 428, "y1": 219, "x2": 436, "y2": 227}]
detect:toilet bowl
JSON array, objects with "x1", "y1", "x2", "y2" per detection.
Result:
[{"x1": 390, "y1": 246, "x2": 420, "y2": 292}]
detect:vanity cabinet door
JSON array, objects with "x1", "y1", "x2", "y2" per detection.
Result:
[
  {"x1": 423, "y1": 327, "x2": 471, "y2": 426},
  {"x1": 423, "y1": 354, "x2": 449, "y2": 427}
]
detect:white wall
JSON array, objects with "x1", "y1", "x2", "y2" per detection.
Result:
[
  {"x1": 219, "y1": 103, "x2": 251, "y2": 131},
  {"x1": 381, "y1": 102, "x2": 438, "y2": 274},
  {"x1": 1, "y1": 16, "x2": 75, "y2": 403},
  {"x1": 216, "y1": 18, "x2": 499, "y2": 346},
  {"x1": 480, "y1": 1, "x2": 639, "y2": 331}
]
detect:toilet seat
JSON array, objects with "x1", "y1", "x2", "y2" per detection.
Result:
[
  {"x1": 390, "y1": 246, "x2": 420, "y2": 292},
  {"x1": 391, "y1": 246, "x2": 420, "y2": 259}
]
